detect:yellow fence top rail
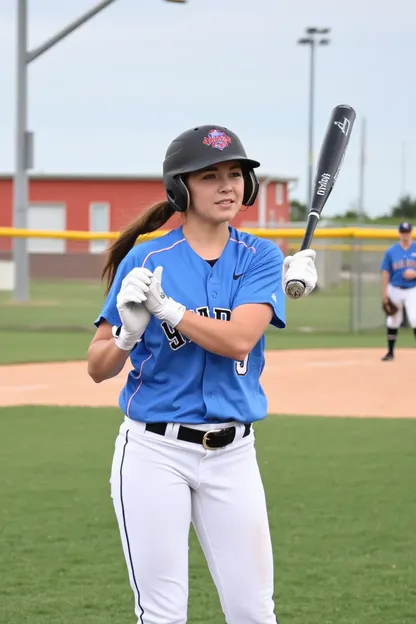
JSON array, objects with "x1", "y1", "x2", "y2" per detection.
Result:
[{"x1": 0, "y1": 226, "x2": 402, "y2": 241}]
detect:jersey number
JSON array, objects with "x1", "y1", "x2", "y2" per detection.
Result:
[
  {"x1": 235, "y1": 354, "x2": 249, "y2": 376},
  {"x1": 161, "y1": 307, "x2": 250, "y2": 375},
  {"x1": 161, "y1": 322, "x2": 187, "y2": 350}
]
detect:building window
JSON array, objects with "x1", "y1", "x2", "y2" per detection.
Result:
[
  {"x1": 89, "y1": 202, "x2": 110, "y2": 254},
  {"x1": 275, "y1": 183, "x2": 284, "y2": 206},
  {"x1": 28, "y1": 204, "x2": 66, "y2": 254}
]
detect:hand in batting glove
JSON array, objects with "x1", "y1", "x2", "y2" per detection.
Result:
[
  {"x1": 283, "y1": 249, "x2": 318, "y2": 297},
  {"x1": 144, "y1": 266, "x2": 186, "y2": 328},
  {"x1": 403, "y1": 268, "x2": 416, "y2": 280},
  {"x1": 115, "y1": 267, "x2": 152, "y2": 351}
]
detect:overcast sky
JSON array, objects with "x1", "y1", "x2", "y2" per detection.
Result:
[{"x1": 0, "y1": 0, "x2": 414, "y2": 217}]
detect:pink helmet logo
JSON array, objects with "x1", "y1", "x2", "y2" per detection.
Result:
[{"x1": 203, "y1": 129, "x2": 232, "y2": 151}]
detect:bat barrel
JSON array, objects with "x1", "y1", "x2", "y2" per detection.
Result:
[{"x1": 285, "y1": 104, "x2": 356, "y2": 300}]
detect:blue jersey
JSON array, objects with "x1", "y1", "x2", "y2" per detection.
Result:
[
  {"x1": 94, "y1": 226, "x2": 286, "y2": 425},
  {"x1": 380, "y1": 242, "x2": 416, "y2": 288}
]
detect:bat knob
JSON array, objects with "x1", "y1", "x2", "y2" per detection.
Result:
[{"x1": 285, "y1": 279, "x2": 306, "y2": 300}]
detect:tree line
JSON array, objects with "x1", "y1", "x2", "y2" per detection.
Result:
[{"x1": 290, "y1": 195, "x2": 416, "y2": 223}]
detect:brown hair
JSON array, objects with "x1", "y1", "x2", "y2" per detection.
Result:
[{"x1": 102, "y1": 200, "x2": 175, "y2": 294}]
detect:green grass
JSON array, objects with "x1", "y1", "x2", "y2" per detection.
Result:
[
  {"x1": 0, "y1": 279, "x2": 354, "y2": 333},
  {"x1": 286, "y1": 283, "x2": 352, "y2": 332},
  {"x1": 0, "y1": 278, "x2": 395, "y2": 364},
  {"x1": 0, "y1": 280, "x2": 105, "y2": 331},
  {"x1": 0, "y1": 331, "x2": 90, "y2": 364},
  {"x1": 266, "y1": 329, "x2": 391, "y2": 350},
  {"x1": 3, "y1": 328, "x2": 413, "y2": 365},
  {"x1": 1, "y1": 408, "x2": 415, "y2": 623}
]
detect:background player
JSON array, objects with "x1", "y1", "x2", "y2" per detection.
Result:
[
  {"x1": 87, "y1": 125, "x2": 317, "y2": 624},
  {"x1": 380, "y1": 221, "x2": 416, "y2": 360}
]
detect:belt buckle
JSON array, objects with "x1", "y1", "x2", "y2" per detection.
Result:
[{"x1": 202, "y1": 428, "x2": 223, "y2": 450}]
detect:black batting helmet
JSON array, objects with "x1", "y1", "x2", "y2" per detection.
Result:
[{"x1": 162, "y1": 125, "x2": 260, "y2": 213}]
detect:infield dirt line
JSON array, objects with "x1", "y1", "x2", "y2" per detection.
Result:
[{"x1": 0, "y1": 349, "x2": 414, "y2": 418}]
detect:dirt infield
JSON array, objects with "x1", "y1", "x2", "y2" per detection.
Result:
[{"x1": 0, "y1": 348, "x2": 413, "y2": 418}]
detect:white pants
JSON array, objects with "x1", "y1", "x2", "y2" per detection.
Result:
[
  {"x1": 110, "y1": 417, "x2": 277, "y2": 624},
  {"x1": 386, "y1": 284, "x2": 416, "y2": 328}
]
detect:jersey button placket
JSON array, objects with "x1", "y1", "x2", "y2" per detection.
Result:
[
  {"x1": 205, "y1": 280, "x2": 220, "y2": 420},
  {"x1": 208, "y1": 277, "x2": 220, "y2": 303}
]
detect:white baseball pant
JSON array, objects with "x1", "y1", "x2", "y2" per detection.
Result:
[
  {"x1": 386, "y1": 284, "x2": 416, "y2": 328},
  {"x1": 110, "y1": 417, "x2": 278, "y2": 624}
]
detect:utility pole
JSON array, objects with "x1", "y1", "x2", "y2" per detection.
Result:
[
  {"x1": 357, "y1": 117, "x2": 366, "y2": 223},
  {"x1": 400, "y1": 141, "x2": 406, "y2": 198},
  {"x1": 297, "y1": 27, "x2": 331, "y2": 210},
  {"x1": 13, "y1": 0, "x2": 187, "y2": 302}
]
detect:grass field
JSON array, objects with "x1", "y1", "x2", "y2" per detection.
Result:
[
  {"x1": 1, "y1": 408, "x2": 415, "y2": 624},
  {"x1": 0, "y1": 277, "x2": 396, "y2": 364},
  {"x1": 0, "y1": 279, "x2": 355, "y2": 333},
  {"x1": 1, "y1": 327, "x2": 405, "y2": 365}
]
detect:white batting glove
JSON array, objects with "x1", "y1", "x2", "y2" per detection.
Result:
[
  {"x1": 283, "y1": 249, "x2": 318, "y2": 296},
  {"x1": 115, "y1": 267, "x2": 152, "y2": 350},
  {"x1": 144, "y1": 266, "x2": 186, "y2": 328}
]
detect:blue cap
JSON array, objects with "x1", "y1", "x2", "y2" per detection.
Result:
[{"x1": 399, "y1": 221, "x2": 412, "y2": 233}]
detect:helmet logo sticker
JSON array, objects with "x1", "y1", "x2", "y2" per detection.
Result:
[{"x1": 203, "y1": 129, "x2": 232, "y2": 151}]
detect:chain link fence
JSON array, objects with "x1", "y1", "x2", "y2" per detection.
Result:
[{"x1": 0, "y1": 226, "x2": 399, "y2": 335}]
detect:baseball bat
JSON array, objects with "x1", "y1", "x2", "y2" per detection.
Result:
[{"x1": 285, "y1": 104, "x2": 357, "y2": 299}]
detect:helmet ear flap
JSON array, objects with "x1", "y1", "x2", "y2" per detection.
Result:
[
  {"x1": 243, "y1": 169, "x2": 259, "y2": 206},
  {"x1": 166, "y1": 175, "x2": 190, "y2": 213},
  {"x1": 167, "y1": 169, "x2": 258, "y2": 211}
]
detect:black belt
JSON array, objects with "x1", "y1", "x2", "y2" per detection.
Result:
[{"x1": 145, "y1": 422, "x2": 251, "y2": 450}]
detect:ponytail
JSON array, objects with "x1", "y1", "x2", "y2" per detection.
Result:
[{"x1": 102, "y1": 200, "x2": 175, "y2": 294}]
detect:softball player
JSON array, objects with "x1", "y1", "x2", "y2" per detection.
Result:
[
  {"x1": 88, "y1": 125, "x2": 318, "y2": 624},
  {"x1": 381, "y1": 221, "x2": 416, "y2": 361}
]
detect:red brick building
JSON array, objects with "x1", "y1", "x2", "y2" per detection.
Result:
[{"x1": 0, "y1": 173, "x2": 295, "y2": 278}]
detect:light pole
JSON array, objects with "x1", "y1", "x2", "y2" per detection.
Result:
[
  {"x1": 13, "y1": 0, "x2": 186, "y2": 303},
  {"x1": 357, "y1": 117, "x2": 366, "y2": 223},
  {"x1": 297, "y1": 27, "x2": 330, "y2": 211}
]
